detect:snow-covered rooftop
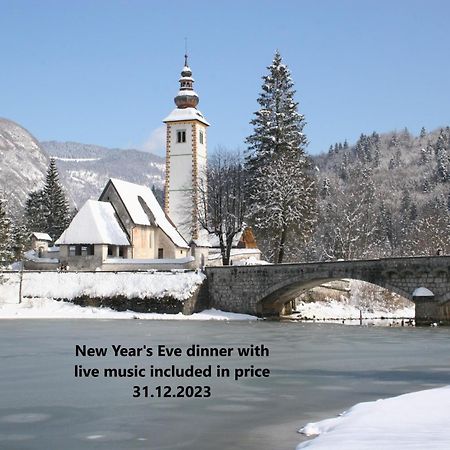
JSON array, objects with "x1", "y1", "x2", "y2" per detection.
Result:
[
  {"x1": 177, "y1": 89, "x2": 198, "y2": 96},
  {"x1": 31, "y1": 232, "x2": 52, "y2": 241},
  {"x1": 163, "y1": 107, "x2": 210, "y2": 126},
  {"x1": 55, "y1": 200, "x2": 130, "y2": 246},
  {"x1": 108, "y1": 178, "x2": 189, "y2": 249}
]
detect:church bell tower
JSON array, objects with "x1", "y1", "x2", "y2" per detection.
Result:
[{"x1": 163, "y1": 55, "x2": 209, "y2": 243}]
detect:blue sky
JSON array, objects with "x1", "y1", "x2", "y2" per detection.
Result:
[{"x1": 0, "y1": 0, "x2": 449, "y2": 156}]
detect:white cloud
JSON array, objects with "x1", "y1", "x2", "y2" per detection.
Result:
[{"x1": 141, "y1": 126, "x2": 166, "y2": 156}]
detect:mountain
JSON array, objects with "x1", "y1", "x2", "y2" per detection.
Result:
[
  {"x1": 301, "y1": 126, "x2": 450, "y2": 262},
  {"x1": 41, "y1": 141, "x2": 165, "y2": 208},
  {"x1": 0, "y1": 117, "x2": 165, "y2": 216},
  {"x1": 0, "y1": 118, "x2": 49, "y2": 214}
]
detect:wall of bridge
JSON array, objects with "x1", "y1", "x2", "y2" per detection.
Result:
[{"x1": 205, "y1": 256, "x2": 450, "y2": 324}]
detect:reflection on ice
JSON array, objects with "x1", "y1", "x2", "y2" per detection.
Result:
[
  {"x1": 0, "y1": 433, "x2": 35, "y2": 441},
  {"x1": 0, "y1": 413, "x2": 50, "y2": 423},
  {"x1": 81, "y1": 431, "x2": 134, "y2": 441}
]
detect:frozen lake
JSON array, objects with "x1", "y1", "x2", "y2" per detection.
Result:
[{"x1": 0, "y1": 320, "x2": 449, "y2": 450}]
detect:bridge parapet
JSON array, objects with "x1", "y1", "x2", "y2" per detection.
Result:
[{"x1": 205, "y1": 256, "x2": 450, "y2": 324}]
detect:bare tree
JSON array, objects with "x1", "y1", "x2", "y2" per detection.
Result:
[{"x1": 198, "y1": 149, "x2": 246, "y2": 265}]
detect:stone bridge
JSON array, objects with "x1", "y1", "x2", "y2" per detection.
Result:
[{"x1": 205, "y1": 256, "x2": 450, "y2": 325}]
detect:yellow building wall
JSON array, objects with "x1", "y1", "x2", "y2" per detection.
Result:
[{"x1": 131, "y1": 225, "x2": 188, "y2": 260}]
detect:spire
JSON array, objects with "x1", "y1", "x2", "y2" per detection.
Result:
[{"x1": 174, "y1": 54, "x2": 199, "y2": 109}]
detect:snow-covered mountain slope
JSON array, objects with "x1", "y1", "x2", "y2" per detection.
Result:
[
  {"x1": 0, "y1": 118, "x2": 49, "y2": 214},
  {"x1": 41, "y1": 141, "x2": 165, "y2": 208}
]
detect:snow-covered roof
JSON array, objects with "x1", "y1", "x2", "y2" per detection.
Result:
[
  {"x1": 177, "y1": 89, "x2": 198, "y2": 97},
  {"x1": 55, "y1": 200, "x2": 130, "y2": 246},
  {"x1": 108, "y1": 178, "x2": 189, "y2": 249},
  {"x1": 163, "y1": 107, "x2": 210, "y2": 126},
  {"x1": 31, "y1": 232, "x2": 52, "y2": 241}
]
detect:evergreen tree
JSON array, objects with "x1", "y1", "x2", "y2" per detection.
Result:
[
  {"x1": 320, "y1": 177, "x2": 331, "y2": 198},
  {"x1": 245, "y1": 51, "x2": 316, "y2": 263},
  {"x1": 10, "y1": 221, "x2": 29, "y2": 260},
  {"x1": 42, "y1": 158, "x2": 70, "y2": 240},
  {"x1": 434, "y1": 129, "x2": 449, "y2": 183},
  {"x1": 420, "y1": 127, "x2": 427, "y2": 139},
  {"x1": 24, "y1": 159, "x2": 70, "y2": 240},
  {"x1": 0, "y1": 197, "x2": 12, "y2": 265},
  {"x1": 152, "y1": 184, "x2": 165, "y2": 209},
  {"x1": 25, "y1": 189, "x2": 48, "y2": 233}
]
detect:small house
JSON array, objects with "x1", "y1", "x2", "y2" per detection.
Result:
[{"x1": 30, "y1": 232, "x2": 52, "y2": 257}]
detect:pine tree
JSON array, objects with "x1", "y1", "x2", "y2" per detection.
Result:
[
  {"x1": 43, "y1": 158, "x2": 70, "y2": 240},
  {"x1": 320, "y1": 177, "x2": 331, "y2": 198},
  {"x1": 434, "y1": 129, "x2": 449, "y2": 183},
  {"x1": 10, "y1": 221, "x2": 29, "y2": 260},
  {"x1": 0, "y1": 197, "x2": 12, "y2": 266},
  {"x1": 420, "y1": 127, "x2": 427, "y2": 139},
  {"x1": 25, "y1": 189, "x2": 48, "y2": 233},
  {"x1": 245, "y1": 51, "x2": 316, "y2": 263}
]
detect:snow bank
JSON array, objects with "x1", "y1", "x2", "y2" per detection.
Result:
[
  {"x1": 292, "y1": 299, "x2": 414, "y2": 321},
  {"x1": 232, "y1": 257, "x2": 271, "y2": 266},
  {"x1": 24, "y1": 250, "x2": 58, "y2": 263},
  {"x1": 0, "y1": 298, "x2": 256, "y2": 321},
  {"x1": 0, "y1": 271, "x2": 205, "y2": 303},
  {"x1": 297, "y1": 386, "x2": 450, "y2": 449},
  {"x1": 412, "y1": 287, "x2": 434, "y2": 297}
]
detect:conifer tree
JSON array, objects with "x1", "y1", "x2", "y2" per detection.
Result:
[
  {"x1": 25, "y1": 190, "x2": 48, "y2": 233},
  {"x1": 10, "y1": 221, "x2": 29, "y2": 260},
  {"x1": 245, "y1": 51, "x2": 316, "y2": 263},
  {"x1": 434, "y1": 129, "x2": 449, "y2": 183},
  {"x1": 43, "y1": 158, "x2": 70, "y2": 240},
  {"x1": 0, "y1": 197, "x2": 12, "y2": 265}
]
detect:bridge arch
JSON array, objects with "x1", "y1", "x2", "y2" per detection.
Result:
[{"x1": 256, "y1": 275, "x2": 413, "y2": 316}]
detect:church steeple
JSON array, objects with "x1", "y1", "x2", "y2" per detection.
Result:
[
  {"x1": 174, "y1": 54, "x2": 199, "y2": 109},
  {"x1": 163, "y1": 54, "x2": 209, "y2": 245}
]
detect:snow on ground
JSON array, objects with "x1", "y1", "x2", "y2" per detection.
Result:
[
  {"x1": 232, "y1": 256, "x2": 271, "y2": 266},
  {"x1": 291, "y1": 299, "x2": 414, "y2": 321},
  {"x1": 0, "y1": 298, "x2": 256, "y2": 321},
  {"x1": 297, "y1": 385, "x2": 450, "y2": 449},
  {"x1": 0, "y1": 271, "x2": 257, "y2": 320},
  {"x1": 0, "y1": 271, "x2": 205, "y2": 302}
]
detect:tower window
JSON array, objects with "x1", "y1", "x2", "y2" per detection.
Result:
[
  {"x1": 177, "y1": 130, "x2": 186, "y2": 143},
  {"x1": 199, "y1": 130, "x2": 204, "y2": 144}
]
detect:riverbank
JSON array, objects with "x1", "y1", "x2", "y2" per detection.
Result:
[
  {"x1": 0, "y1": 270, "x2": 207, "y2": 314},
  {"x1": 290, "y1": 298, "x2": 414, "y2": 323},
  {"x1": 298, "y1": 385, "x2": 450, "y2": 449},
  {"x1": 0, "y1": 297, "x2": 257, "y2": 320}
]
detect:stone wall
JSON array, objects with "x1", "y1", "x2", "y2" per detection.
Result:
[{"x1": 206, "y1": 256, "x2": 450, "y2": 324}]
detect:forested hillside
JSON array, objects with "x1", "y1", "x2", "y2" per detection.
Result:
[{"x1": 298, "y1": 126, "x2": 450, "y2": 261}]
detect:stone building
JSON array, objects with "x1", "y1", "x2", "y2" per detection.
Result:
[{"x1": 56, "y1": 179, "x2": 190, "y2": 270}]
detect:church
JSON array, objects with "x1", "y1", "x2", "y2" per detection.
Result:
[{"x1": 47, "y1": 56, "x2": 260, "y2": 271}]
